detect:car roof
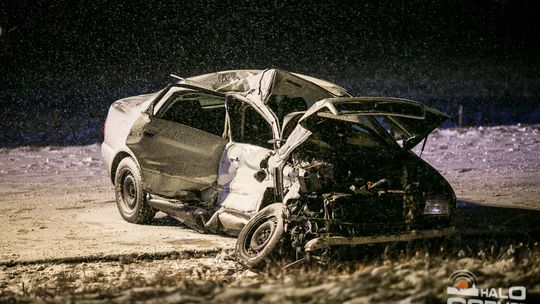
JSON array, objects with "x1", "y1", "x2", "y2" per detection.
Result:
[{"x1": 185, "y1": 69, "x2": 351, "y2": 99}]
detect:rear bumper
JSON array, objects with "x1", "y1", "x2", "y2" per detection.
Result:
[{"x1": 304, "y1": 226, "x2": 455, "y2": 251}]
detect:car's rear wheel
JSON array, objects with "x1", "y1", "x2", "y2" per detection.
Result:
[
  {"x1": 114, "y1": 157, "x2": 155, "y2": 224},
  {"x1": 236, "y1": 203, "x2": 284, "y2": 267}
]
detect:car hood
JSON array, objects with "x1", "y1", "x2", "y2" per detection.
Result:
[
  {"x1": 273, "y1": 97, "x2": 449, "y2": 162},
  {"x1": 299, "y1": 97, "x2": 449, "y2": 149}
]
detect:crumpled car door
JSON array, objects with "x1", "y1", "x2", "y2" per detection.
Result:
[
  {"x1": 213, "y1": 95, "x2": 276, "y2": 225},
  {"x1": 216, "y1": 143, "x2": 273, "y2": 214},
  {"x1": 126, "y1": 90, "x2": 228, "y2": 198}
]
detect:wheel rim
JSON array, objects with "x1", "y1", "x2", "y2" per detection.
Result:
[
  {"x1": 245, "y1": 216, "x2": 278, "y2": 257},
  {"x1": 120, "y1": 170, "x2": 137, "y2": 214}
]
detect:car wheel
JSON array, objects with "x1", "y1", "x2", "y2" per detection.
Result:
[
  {"x1": 114, "y1": 157, "x2": 155, "y2": 224},
  {"x1": 235, "y1": 203, "x2": 284, "y2": 267}
]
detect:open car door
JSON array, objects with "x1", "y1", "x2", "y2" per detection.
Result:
[
  {"x1": 126, "y1": 86, "x2": 228, "y2": 199},
  {"x1": 212, "y1": 95, "x2": 276, "y2": 234}
]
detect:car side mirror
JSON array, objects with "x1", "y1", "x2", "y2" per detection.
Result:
[{"x1": 253, "y1": 170, "x2": 267, "y2": 183}]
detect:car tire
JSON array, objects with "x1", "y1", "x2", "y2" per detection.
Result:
[
  {"x1": 114, "y1": 157, "x2": 156, "y2": 224},
  {"x1": 235, "y1": 203, "x2": 284, "y2": 267}
]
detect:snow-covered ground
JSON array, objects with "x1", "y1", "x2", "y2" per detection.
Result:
[
  {"x1": 0, "y1": 145, "x2": 234, "y2": 264},
  {"x1": 0, "y1": 124, "x2": 539, "y2": 302},
  {"x1": 415, "y1": 124, "x2": 540, "y2": 209}
]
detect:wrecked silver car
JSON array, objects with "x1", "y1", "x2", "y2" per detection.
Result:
[{"x1": 101, "y1": 69, "x2": 456, "y2": 266}]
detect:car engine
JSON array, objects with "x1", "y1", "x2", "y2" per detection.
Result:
[{"x1": 282, "y1": 152, "x2": 430, "y2": 258}]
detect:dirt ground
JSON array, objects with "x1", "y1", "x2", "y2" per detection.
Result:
[{"x1": 1, "y1": 125, "x2": 539, "y2": 303}]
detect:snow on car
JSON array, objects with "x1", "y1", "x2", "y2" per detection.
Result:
[{"x1": 101, "y1": 69, "x2": 456, "y2": 266}]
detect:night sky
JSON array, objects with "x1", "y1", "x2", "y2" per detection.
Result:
[{"x1": 1, "y1": 0, "x2": 539, "y2": 146}]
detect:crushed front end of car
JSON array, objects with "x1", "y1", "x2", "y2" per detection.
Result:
[{"x1": 235, "y1": 94, "x2": 456, "y2": 266}]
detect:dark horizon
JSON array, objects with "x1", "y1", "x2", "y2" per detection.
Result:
[{"x1": 1, "y1": 0, "x2": 539, "y2": 147}]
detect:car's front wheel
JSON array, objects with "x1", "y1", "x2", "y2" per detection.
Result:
[
  {"x1": 114, "y1": 157, "x2": 155, "y2": 224},
  {"x1": 235, "y1": 203, "x2": 284, "y2": 267}
]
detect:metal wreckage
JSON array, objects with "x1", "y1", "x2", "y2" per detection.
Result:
[{"x1": 101, "y1": 69, "x2": 456, "y2": 266}]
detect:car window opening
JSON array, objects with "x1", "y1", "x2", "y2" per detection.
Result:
[
  {"x1": 267, "y1": 95, "x2": 309, "y2": 123},
  {"x1": 160, "y1": 93, "x2": 226, "y2": 137},
  {"x1": 242, "y1": 105, "x2": 273, "y2": 148}
]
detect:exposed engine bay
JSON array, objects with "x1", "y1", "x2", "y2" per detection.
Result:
[
  {"x1": 283, "y1": 156, "x2": 421, "y2": 253},
  {"x1": 275, "y1": 116, "x2": 453, "y2": 259}
]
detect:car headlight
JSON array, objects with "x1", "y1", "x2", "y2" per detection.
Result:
[{"x1": 423, "y1": 197, "x2": 450, "y2": 215}]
